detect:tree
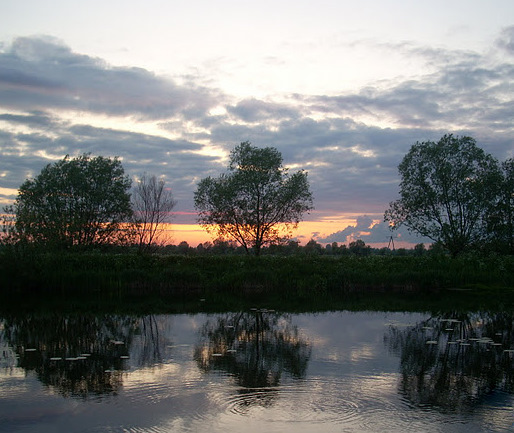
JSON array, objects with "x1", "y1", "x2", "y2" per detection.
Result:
[
  {"x1": 6, "y1": 153, "x2": 132, "y2": 249},
  {"x1": 413, "y1": 243, "x2": 426, "y2": 256},
  {"x1": 384, "y1": 134, "x2": 501, "y2": 256},
  {"x1": 131, "y1": 174, "x2": 176, "y2": 253},
  {"x1": 487, "y1": 158, "x2": 514, "y2": 253},
  {"x1": 194, "y1": 141, "x2": 313, "y2": 255},
  {"x1": 348, "y1": 239, "x2": 371, "y2": 256},
  {"x1": 304, "y1": 239, "x2": 323, "y2": 255}
]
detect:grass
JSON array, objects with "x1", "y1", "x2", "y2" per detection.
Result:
[
  {"x1": 1, "y1": 251, "x2": 513, "y2": 314},
  {"x1": 2, "y1": 251, "x2": 513, "y2": 292}
]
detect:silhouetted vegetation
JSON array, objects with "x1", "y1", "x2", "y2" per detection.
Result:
[
  {"x1": 4, "y1": 153, "x2": 133, "y2": 249},
  {"x1": 194, "y1": 142, "x2": 313, "y2": 255},
  {"x1": 1, "y1": 137, "x2": 512, "y2": 308},
  {"x1": 385, "y1": 134, "x2": 513, "y2": 256},
  {"x1": 1, "y1": 243, "x2": 512, "y2": 309}
]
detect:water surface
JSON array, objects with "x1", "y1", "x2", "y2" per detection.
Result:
[{"x1": 1, "y1": 310, "x2": 513, "y2": 432}]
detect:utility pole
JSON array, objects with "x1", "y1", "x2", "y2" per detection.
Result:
[{"x1": 387, "y1": 235, "x2": 395, "y2": 250}]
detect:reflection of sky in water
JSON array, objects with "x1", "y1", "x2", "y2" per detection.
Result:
[{"x1": 1, "y1": 312, "x2": 513, "y2": 433}]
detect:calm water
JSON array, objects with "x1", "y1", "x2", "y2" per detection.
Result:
[{"x1": 1, "y1": 310, "x2": 513, "y2": 432}]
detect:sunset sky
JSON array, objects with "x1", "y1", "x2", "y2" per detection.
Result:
[{"x1": 1, "y1": 1, "x2": 513, "y2": 247}]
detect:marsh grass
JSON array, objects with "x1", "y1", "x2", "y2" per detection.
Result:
[{"x1": 1, "y1": 251, "x2": 512, "y2": 304}]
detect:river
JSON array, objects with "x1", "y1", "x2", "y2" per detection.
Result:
[{"x1": 1, "y1": 310, "x2": 513, "y2": 432}]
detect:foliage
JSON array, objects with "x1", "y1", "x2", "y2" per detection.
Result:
[
  {"x1": 348, "y1": 239, "x2": 371, "y2": 256},
  {"x1": 194, "y1": 142, "x2": 313, "y2": 255},
  {"x1": 1, "y1": 252, "x2": 513, "y2": 308},
  {"x1": 486, "y1": 158, "x2": 514, "y2": 254},
  {"x1": 5, "y1": 153, "x2": 132, "y2": 250},
  {"x1": 384, "y1": 134, "x2": 501, "y2": 256},
  {"x1": 131, "y1": 173, "x2": 176, "y2": 253}
]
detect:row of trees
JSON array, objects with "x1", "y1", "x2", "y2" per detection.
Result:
[
  {"x1": 156, "y1": 238, "x2": 433, "y2": 256},
  {"x1": 2, "y1": 135, "x2": 513, "y2": 256},
  {"x1": 2, "y1": 142, "x2": 314, "y2": 255},
  {"x1": 2, "y1": 154, "x2": 177, "y2": 253}
]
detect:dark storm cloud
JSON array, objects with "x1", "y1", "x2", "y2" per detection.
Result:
[{"x1": 0, "y1": 36, "x2": 219, "y2": 120}]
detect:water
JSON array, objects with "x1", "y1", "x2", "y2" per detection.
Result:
[{"x1": 1, "y1": 310, "x2": 513, "y2": 432}]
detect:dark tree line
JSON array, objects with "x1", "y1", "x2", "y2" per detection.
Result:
[
  {"x1": 2, "y1": 154, "x2": 176, "y2": 253},
  {"x1": 2, "y1": 136, "x2": 512, "y2": 256},
  {"x1": 156, "y1": 238, "x2": 434, "y2": 257}
]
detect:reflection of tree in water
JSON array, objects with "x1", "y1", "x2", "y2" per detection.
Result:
[
  {"x1": 385, "y1": 312, "x2": 514, "y2": 413},
  {"x1": 0, "y1": 314, "x2": 168, "y2": 399},
  {"x1": 194, "y1": 310, "x2": 311, "y2": 410},
  {"x1": 129, "y1": 315, "x2": 170, "y2": 368}
]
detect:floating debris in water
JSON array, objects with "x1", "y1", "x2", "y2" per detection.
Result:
[
  {"x1": 50, "y1": 357, "x2": 62, "y2": 361},
  {"x1": 110, "y1": 340, "x2": 124, "y2": 345},
  {"x1": 24, "y1": 348, "x2": 37, "y2": 352},
  {"x1": 80, "y1": 353, "x2": 91, "y2": 357},
  {"x1": 426, "y1": 341, "x2": 438, "y2": 345},
  {"x1": 120, "y1": 355, "x2": 129, "y2": 359},
  {"x1": 65, "y1": 357, "x2": 78, "y2": 361},
  {"x1": 211, "y1": 353, "x2": 223, "y2": 357},
  {"x1": 226, "y1": 349, "x2": 237, "y2": 353}
]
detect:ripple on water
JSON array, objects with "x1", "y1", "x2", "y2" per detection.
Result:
[{"x1": 218, "y1": 375, "x2": 401, "y2": 429}]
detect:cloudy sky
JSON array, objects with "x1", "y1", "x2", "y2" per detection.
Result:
[{"x1": 1, "y1": 0, "x2": 513, "y2": 246}]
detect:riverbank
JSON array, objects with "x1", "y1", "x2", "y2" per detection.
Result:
[{"x1": 1, "y1": 252, "x2": 513, "y2": 313}]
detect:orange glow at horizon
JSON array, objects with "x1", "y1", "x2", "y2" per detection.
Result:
[
  {"x1": 164, "y1": 216, "x2": 362, "y2": 247},
  {"x1": 165, "y1": 223, "x2": 212, "y2": 246}
]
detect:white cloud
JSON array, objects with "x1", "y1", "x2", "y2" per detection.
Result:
[
  {"x1": 0, "y1": 31, "x2": 512, "y2": 240},
  {"x1": 316, "y1": 215, "x2": 431, "y2": 245}
]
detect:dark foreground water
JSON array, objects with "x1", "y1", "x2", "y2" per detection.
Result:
[{"x1": 1, "y1": 310, "x2": 513, "y2": 432}]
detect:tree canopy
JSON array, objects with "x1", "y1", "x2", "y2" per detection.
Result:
[
  {"x1": 487, "y1": 158, "x2": 514, "y2": 253},
  {"x1": 384, "y1": 134, "x2": 502, "y2": 256},
  {"x1": 7, "y1": 153, "x2": 132, "y2": 249},
  {"x1": 194, "y1": 141, "x2": 313, "y2": 255}
]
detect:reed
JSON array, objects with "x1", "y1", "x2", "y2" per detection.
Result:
[{"x1": 1, "y1": 250, "x2": 512, "y2": 298}]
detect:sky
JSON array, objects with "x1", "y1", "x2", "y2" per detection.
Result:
[{"x1": 0, "y1": 0, "x2": 513, "y2": 247}]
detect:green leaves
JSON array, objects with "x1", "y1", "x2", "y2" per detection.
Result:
[
  {"x1": 11, "y1": 153, "x2": 132, "y2": 249},
  {"x1": 194, "y1": 142, "x2": 313, "y2": 255},
  {"x1": 385, "y1": 134, "x2": 504, "y2": 256}
]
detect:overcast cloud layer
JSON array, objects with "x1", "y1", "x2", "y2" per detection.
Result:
[{"x1": 1, "y1": 28, "x2": 513, "y2": 245}]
